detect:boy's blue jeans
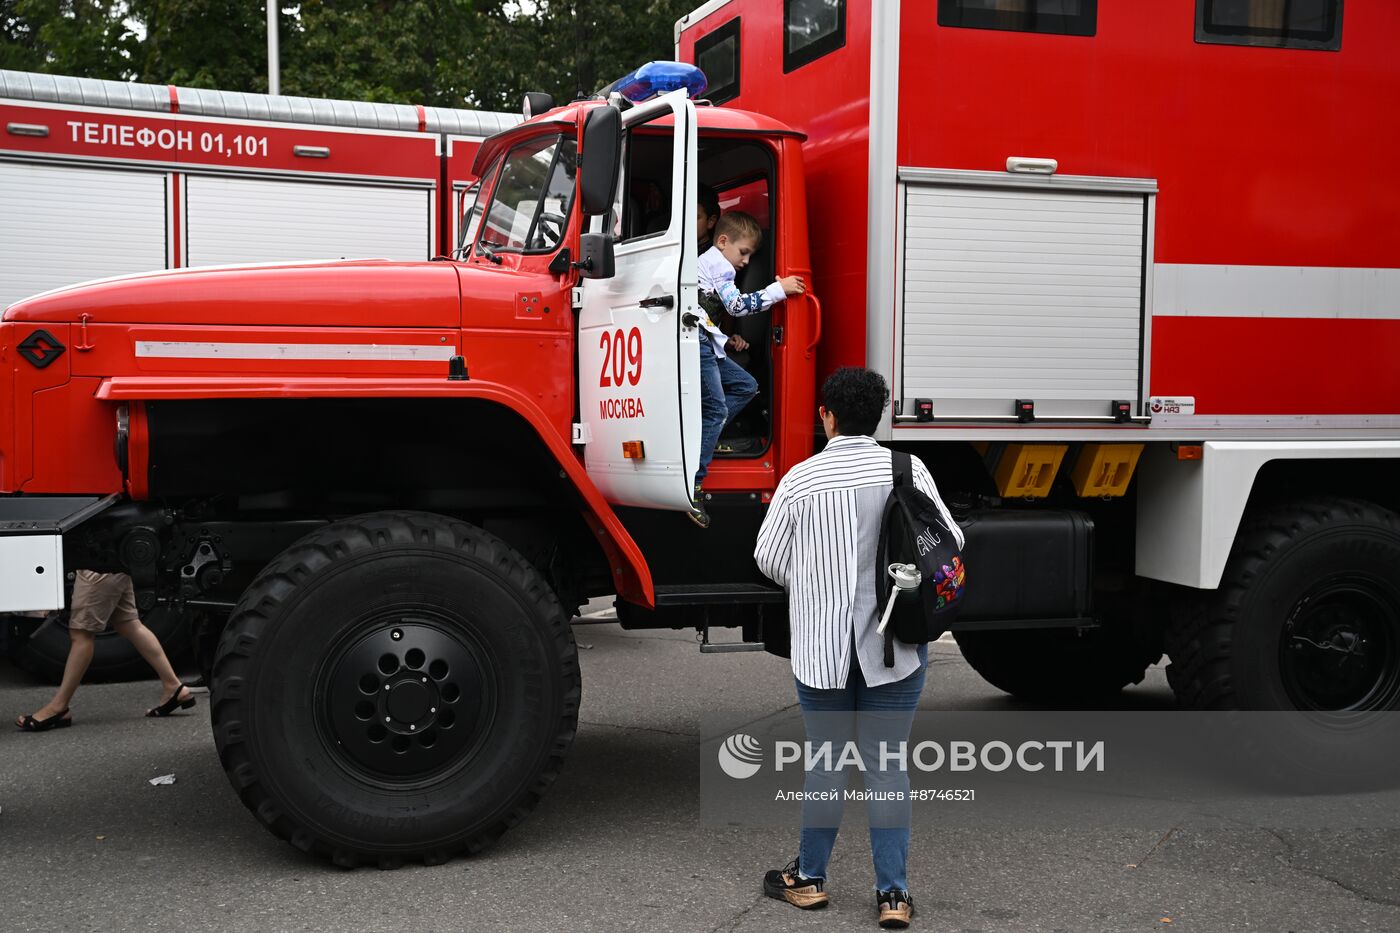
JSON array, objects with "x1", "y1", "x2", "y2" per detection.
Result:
[
  {"x1": 695, "y1": 335, "x2": 757, "y2": 487},
  {"x1": 793, "y1": 646, "x2": 927, "y2": 894}
]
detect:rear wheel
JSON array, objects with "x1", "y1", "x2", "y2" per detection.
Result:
[
  {"x1": 1166, "y1": 497, "x2": 1400, "y2": 711},
  {"x1": 211, "y1": 511, "x2": 580, "y2": 867},
  {"x1": 954, "y1": 623, "x2": 1162, "y2": 706}
]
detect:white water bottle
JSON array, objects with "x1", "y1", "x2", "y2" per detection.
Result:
[{"x1": 877, "y1": 563, "x2": 922, "y2": 635}]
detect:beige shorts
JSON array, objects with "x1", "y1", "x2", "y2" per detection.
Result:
[{"x1": 68, "y1": 570, "x2": 140, "y2": 633}]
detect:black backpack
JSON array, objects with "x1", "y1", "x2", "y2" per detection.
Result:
[{"x1": 876, "y1": 451, "x2": 967, "y2": 666}]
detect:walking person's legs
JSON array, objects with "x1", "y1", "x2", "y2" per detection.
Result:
[
  {"x1": 110, "y1": 618, "x2": 192, "y2": 713},
  {"x1": 14, "y1": 569, "x2": 118, "y2": 729},
  {"x1": 14, "y1": 572, "x2": 194, "y2": 730},
  {"x1": 103, "y1": 576, "x2": 194, "y2": 716},
  {"x1": 15, "y1": 626, "x2": 94, "y2": 728}
]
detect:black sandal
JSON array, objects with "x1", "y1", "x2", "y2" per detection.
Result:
[
  {"x1": 146, "y1": 685, "x2": 196, "y2": 718},
  {"x1": 16, "y1": 709, "x2": 72, "y2": 732}
]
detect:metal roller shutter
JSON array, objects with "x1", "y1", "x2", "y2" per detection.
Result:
[
  {"x1": 0, "y1": 162, "x2": 166, "y2": 310},
  {"x1": 899, "y1": 184, "x2": 1147, "y2": 420},
  {"x1": 184, "y1": 175, "x2": 431, "y2": 267}
]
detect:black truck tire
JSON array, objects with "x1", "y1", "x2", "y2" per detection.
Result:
[
  {"x1": 12, "y1": 605, "x2": 191, "y2": 684},
  {"x1": 954, "y1": 625, "x2": 1162, "y2": 706},
  {"x1": 1166, "y1": 497, "x2": 1400, "y2": 711},
  {"x1": 210, "y1": 511, "x2": 581, "y2": 867}
]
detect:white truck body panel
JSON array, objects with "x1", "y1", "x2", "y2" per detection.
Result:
[{"x1": 1136, "y1": 440, "x2": 1400, "y2": 589}]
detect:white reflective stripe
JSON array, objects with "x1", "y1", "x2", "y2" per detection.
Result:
[
  {"x1": 1153, "y1": 264, "x2": 1400, "y2": 319},
  {"x1": 135, "y1": 341, "x2": 456, "y2": 361}
]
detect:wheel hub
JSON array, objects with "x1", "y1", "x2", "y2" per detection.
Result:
[
  {"x1": 385, "y1": 677, "x2": 434, "y2": 725},
  {"x1": 1281, "y1": 578, "x2": 1400, "y2": 711},
  {"x1": 321, "y1": 619, "x2": 490, "y2": 780}
]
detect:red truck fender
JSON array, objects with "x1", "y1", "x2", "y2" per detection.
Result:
[{"x1": 95, "y1": 374, "x2": 656, "y2": 608}]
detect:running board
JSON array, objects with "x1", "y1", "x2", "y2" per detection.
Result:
[
  {"x1": 0, "y1": 493, "x2": 120, "y2": 612},
  {"x1": 653, "y1": 583, "x2": 786, "y2": 607}
]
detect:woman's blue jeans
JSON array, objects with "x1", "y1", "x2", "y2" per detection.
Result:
[{"x1": 793, "y1": 646, "x2": 927, "y2": 893}]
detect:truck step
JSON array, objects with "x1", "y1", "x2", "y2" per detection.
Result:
[{"x1": 698, "y1": 627, "x2": 767, "y2": 654}]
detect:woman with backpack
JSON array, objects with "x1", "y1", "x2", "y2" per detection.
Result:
[{"x1": 754, "y1": 367, "x2": 964, "y2": 929}]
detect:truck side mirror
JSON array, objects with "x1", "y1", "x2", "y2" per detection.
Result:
[
  {"x1": 580, "y1": 106, "x2": 621, "y2": 217},
  {"x1": 577, "y1": 232, "x2": 615, "y2": 279}
]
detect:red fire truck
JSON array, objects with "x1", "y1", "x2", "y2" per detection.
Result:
[
  {"x1": 2, "y1": 0, "x2": 1398, "y2": 866},
  {"x1": 0, "y1": 69, "x2": 516, "y2": 677}
]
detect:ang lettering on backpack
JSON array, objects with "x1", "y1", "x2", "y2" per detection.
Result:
[{"x1": 876, "y1": 451, "x2": 967, "y2": 666}]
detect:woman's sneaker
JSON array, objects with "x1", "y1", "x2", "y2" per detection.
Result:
[
  {"x1": 877, "y1": 889, "x2": 914, "y2": 928},
  {"x1": 763, "y1": 857, "x2": 828, "y2": 909}
]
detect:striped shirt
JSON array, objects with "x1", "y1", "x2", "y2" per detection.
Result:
[{"x1": 754, "y1": 434, "x2": 964, "y2": 689}]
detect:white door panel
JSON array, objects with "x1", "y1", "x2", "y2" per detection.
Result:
[
  {"x1": 0, "y1": 162, "x2": 166, "y2": 310},
  {"x1": 184, "y1": 175, "x2": 430, "y2": 266},
  {"x1": 577, "y1": 91, "x2": 700, "y2": 512}
]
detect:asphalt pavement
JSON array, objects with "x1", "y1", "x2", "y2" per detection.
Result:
[{"x1": 1, "y1": 608, "x2": 1398, "y2": 933}]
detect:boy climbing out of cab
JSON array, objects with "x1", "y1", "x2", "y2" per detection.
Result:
[{"x1": 690, "y1": 210, "x2": 806, "y2": 528}]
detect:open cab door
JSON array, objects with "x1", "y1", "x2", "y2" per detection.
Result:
[{"x1": 576, "y1": 90, "x2": 700, "y2": 511}]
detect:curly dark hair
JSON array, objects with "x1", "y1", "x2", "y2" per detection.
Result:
[{"x1": 821, "y1": 367, "x2": 889, "y2": 436}]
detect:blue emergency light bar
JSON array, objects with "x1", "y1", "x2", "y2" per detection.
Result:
[{"x1": 600, "y1": 62, "x2": 708, "y2": 103}]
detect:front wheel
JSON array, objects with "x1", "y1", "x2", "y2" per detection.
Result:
[{"x1": 210, "y1": 511, "x2": 580, "y2": 867}]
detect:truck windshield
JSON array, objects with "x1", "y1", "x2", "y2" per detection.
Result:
[{"x1": 478, "y1": 134, "x2": 576, "y2": 254}]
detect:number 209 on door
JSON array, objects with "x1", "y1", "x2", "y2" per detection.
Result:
[{"x1": 598, "y1": 327, "x2": 643, "y2": 387}]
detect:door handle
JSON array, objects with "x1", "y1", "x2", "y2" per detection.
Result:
[
  {"x1": 805, "y1": 294, "x2": 823, "y2": 352},
  {"x1": 639, "y1": 295, "x2": 675, "y2": 309}
]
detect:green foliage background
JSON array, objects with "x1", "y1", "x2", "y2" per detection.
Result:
[{"x1": 1, "y1": 0, "x2": 696, "y2": 112}]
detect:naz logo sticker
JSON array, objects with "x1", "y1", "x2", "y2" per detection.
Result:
[{"x1": 17, "y1": 329, "x2": 66, "y2": 369}]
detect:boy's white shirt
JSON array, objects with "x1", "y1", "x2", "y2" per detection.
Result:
[{"x1": 696, "y1": 246, "x2": 788, "y2": 360}]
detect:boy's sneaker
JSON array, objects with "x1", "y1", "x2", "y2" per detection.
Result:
[
  {"x1": 876, "y1": 889, "x2": 914, "y2": 928},
  {"x1": 687, "y1": 485, "x2": 710, "y2": 529},
  {"x1": 762, "y1": 857, "x2": 828, "y2": 910}
]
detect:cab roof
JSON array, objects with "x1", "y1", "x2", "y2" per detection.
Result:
[{"x1": 471, "y1": 98, "x2": 803, "y2": 175}]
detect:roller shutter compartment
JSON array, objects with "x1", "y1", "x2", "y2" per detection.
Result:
[
  {"x1": 0, "y1": 162, "x2": 166, "y2": 310},
  {"x1": 899, "y1": 184, "x2": 1147, "y2": 421},
  {"x1": 184, "y1": 175, "x2": 431, "y2": 266}
]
